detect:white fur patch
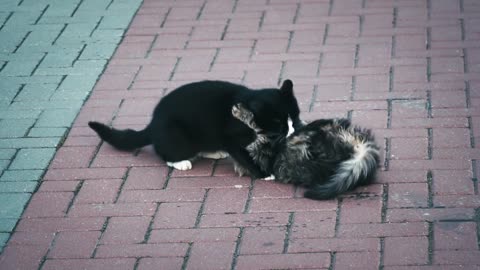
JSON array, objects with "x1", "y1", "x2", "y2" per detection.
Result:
[
  {"x1": 167, "y1": 160, "x2": 192, "y2": 170},
  {"x1": 198, "y1": 151, "x2": 229, "y2": 159},
  {"x1": 287, "y1": 119, "x2": 295, "y2": 137},
  {"x1": 263, "y1": 175, "x2": 276, "y2": 181}
]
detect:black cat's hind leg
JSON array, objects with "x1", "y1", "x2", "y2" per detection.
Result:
[{"x1": 152, "y1": 126, "x2": 198, "y2": 171}]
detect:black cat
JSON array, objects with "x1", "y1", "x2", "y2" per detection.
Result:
[
  {"x1": 231, "y1": 103, "x2": 380, "y2": 199},
  {"x1": 89, "y1": 80, "x2": 302, "y2": 178}
]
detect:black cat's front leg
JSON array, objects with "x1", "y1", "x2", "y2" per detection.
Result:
[{"x1": 226, "y1": 145, "x2": 268, "y2": 179}]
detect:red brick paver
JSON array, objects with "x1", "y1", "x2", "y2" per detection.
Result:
[{"x1": 1, "y1": 0, "x2": 480, "y2": 269}]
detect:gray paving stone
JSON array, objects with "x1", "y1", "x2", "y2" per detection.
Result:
[
  {"x1": 0, "y1": 181, "x2": 37, "y2": 193},
  {"x1": 0, "y1": 119, "x2": 35, "y2": 138},
  {"x1": 14, "y1": 83, "x2": 58, "y2": 101},
  {"x1": 0, "y1": 60, "x2": 42, "y2": 76},
  {"x1": 0, "y1": 109, "x2": 42, "y2": 119},
  {"x1": 28, "y1": 127, "x2": 67, "y2": 138},
  {"x1": 0, "y1": 149, "x2": 16, "y2": 160},
  {"x1": 0, "y1": 218, "x2": 17, "y2": 232},
  {"x1": 0, "y1": 138, "x2": 60, "y2": 149},
  {"x1": 0, "y1": 193, "x2": 30, "y2": 218},
  {"x1": 0, "y1": 170, "x2": 43, "y2": 182},
  {"x1": 80, "y1": 43, "x2": 117, "y2": 60},
  {"x1": 9, "y1": 148, "x2": 56, "y2": 170},
  {"x1": 0, "y1": 233, "x2": 9, "y2": 251},
  {"x1": 0, "y1": 160, "x2": 9, "y2": 171},
  {"x1": 35, "y1": 109, "x2": 79, "y2": 128}
]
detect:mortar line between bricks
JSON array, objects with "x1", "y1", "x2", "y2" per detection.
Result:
[
  {"x1": 220, "y1": 19, "x2": 231, "y2": 41},
  {"x1": 64, "y1": 180, "x2": 84, "y2": 215},
  {"x1": 194, "y1": 189, "x2": 210, "y2": 228},
  {"x1": 105, "y1": 0, "x2": 115, "y2": 10},
  {"x1": 258, "y1": 10, "x2": 266, "y2": 32},
  {"x1": 277, "y1": 61, "x2": 286, "y2": 86},
  {"x1": 383, "y1": 138, "x2": 390, "y2": 170},
  {"x1": 160, "y1": 7, "x2": 172, "y2": 28},
  {"x1": 386, "y1": 99, "x2": 392, "y2": 129},
  {"x1": 168, "y1": 57, "x2": 182, "y2": 81},
  {"x1": 426, "y1": 90, "x2": 432, "y2": 118},
  {"x1": 328, "y1": 0, "x2": 334, "y2": 16},
  {"x1": 427, "y1": 128, "x2": 433, "y2": 160},
  {"x1": 293, "y1": 3, "x2": 301, "y2": 24},
  {"x1": 286, "y1": 31, "x2": 294, "y2": 53},
  {"x1": 426, "y1": 27, "x2": 431, "y2": 51},
  {"x1": 347, "y1": 110, "x2": 353, "y2": 121},
  {"x1": 34, "y1": 4, "x2": 50, "y2": 25},
  {"x1": 316, "y1": 52, "x2": 323, "y2": 76},
  {"x1": 426, "y1": 57, "x2": 431, "y2": 83},
  {"x1": 475, "y1": 208, "x2": 480, "y2": 250},
  {"x1": 391, "y1": 36, "x2": 396, "y2": 59},
  {"x1": 392, "y1": 7, "x2": 398, "y2": 28},
  {"x1": 328, "y1": 252, "x2": 336, "y2": 270},
  {"x1": 127, "y1": 65, "x2": 143, "y2": 90},
  {"x1": 230, "y1": 227, "x2": 245, "y2": 270},
  {"x1": 243, "y1": 179, "x2": 255, "y2": 214},
  {"x1": 113, "y1": 167, "x2": 132, "y2": 204},
  {"x1": 89, "y1": 16, "x2": 104, "y2": 37},
  {"x1": 468, "y1": 116, "x2": 475, "y2": 148},
  {"x1": 52, "y1": 24, "x2": 68, "y2": 45},
  {"x1": 378, "y1": 237, "x2": 385, "y2": 270},
  {"x1": 459, "y1": 0, "x2": 464, "y2": 12},
  {"x1": 12, "y1": 31, "x2": 31, "y2": 54},
  {"x1": 427, "y1": 170, "x2": 434, "y2": 208},
  {"x1": 0, "y1": 61, "x2": 7, "y2": 73},
  {"x1": 29, "y1": 53, "x2": 47, "y2": 76},
  {"x1": 0, "y1": 12, "x2": 13, "y2": 32},
  {"x1": 208, "y1": 48, "x2": 221, "y2": 72},
  {"x1": 308, "y1": 85, "x2": 318, "y2": 113},
  {"x1": 282, "y1": 212, "x2": 294, "y2": 253},
  {"x1": 142, "y1": 202, "x2": 161, "y2": 243},
  {"x1": 196, "y1": 1, "x2": 207, "y2": 20},
  {"x1": 91, "y1": 217, "x2": 110, "y2": 258},
  {"x1": 145, "y1": 32, "x2": 158, "y2": 57},
  {"x1": 72, "y1": 44, "x2": 87, "y2": 67},
  {"x1": 322, "y1": 24, "x2": 329, "y2": 46},
  {"x1": 427, "y1": 221, "x2": 434, "y2": 264},
  {"x1": 70, "y1": 0, "x2": 85, "y2": 17},
  {"x1": 465, "y1": 79, "x2": 471, "y2": 109},
  {"x1": 350, "y1": 76, "x2": 356, "y2": 101},
  {"x1": 426, "y1": 0, "x2": 432, "y2": 20},
  {"x1": 162, "y1": 168, "x2": 174, "y2": 189},
  {"x1": 248, "y1": 40, "x2": 258, "y2": 60},
  {"x1": 9, "y1": 84, "x2": 26, "y2": 105},
  {"x1": 334, "y1": 198, "x2": 342, "y2": 237},
  {"x1": 231, "y1": 0, "x2": 239, "y2": 13},
  {"x1": 132, "y1": 258, "x2": 140, "y2": 270},
  {"x1": 181, "y1": 243, "x2": 193, "y2": 270},
  {"x1": 472, "y1": 160, "x2": 478, "y2": 195},
  {"x1": 381, "y1": 184, "x2": 389, "y2": 223},
  {"x1": 37, "y1": 231, "x2": 58, "y2": 270},
  {"x1": 388, "y1": 66, "x2": 394, "y2": 92}
]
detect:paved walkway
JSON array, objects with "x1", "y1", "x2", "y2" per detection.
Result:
[{"x1": 1, "y1": 0, "x2": 480, "y2": 269}]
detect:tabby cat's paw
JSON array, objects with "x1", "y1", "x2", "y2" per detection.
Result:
[
  {"x1": 167, "y1": 160, "x2": 192, "y2": 170},
  {"x1": 263, "y1": 175, "x2": 276, "y2": 181},
  {"x1": 199, "y1": 151, "x2": 229, "y2": 159}
]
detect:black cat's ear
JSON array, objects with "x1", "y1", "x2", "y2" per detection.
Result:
[{"x1": 280, "y1": 79, "x2": 293, "y2": 95}]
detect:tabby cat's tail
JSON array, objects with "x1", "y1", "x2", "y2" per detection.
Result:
[
  {"x1": 304, "y1": 128, "x2": 380, "y2": 200},
  {"x1": 88, "y1": 121, "x2": 151, "y2": 151}
]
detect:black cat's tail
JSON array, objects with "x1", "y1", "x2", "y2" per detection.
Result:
[
  {"x1": 88, "y1": 121, "x2": 151, "y2": 151},
  {"x1": 304, "y1": 128, "x2": 380, "y2": 200}
]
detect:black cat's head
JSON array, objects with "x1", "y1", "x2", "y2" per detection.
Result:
[{"x1": 242, "y1": 80, "x2": 298, "y2": 136}]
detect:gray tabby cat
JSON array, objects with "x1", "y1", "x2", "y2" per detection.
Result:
[{"x1": 232, "y1": 103, "x2": 380, "y2": 200}]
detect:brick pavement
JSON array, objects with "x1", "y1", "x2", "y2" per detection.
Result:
[
  {"x1": 1, "y1": 0, "x2": 480, "y2": 269},
  {"x1": 0, "y1": 0, "x2": 143, "y2": 253}
]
